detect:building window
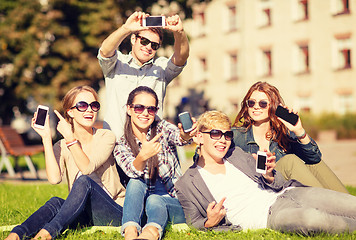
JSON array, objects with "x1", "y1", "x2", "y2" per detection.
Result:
[
  {"x1": 224, "y1": 52, "x2": 238, "y2": 81},
  {"x1": 227, "y1": 5, "x2": 237, "y2": 31},
  {"x1": 257, "y1": 0, "x2": 272, "y2": 27},
  {"x1": 194, "y1": 57, "x2": 208, "y2": 82},
  {"x1": 297, "y1": 95, "x2": 312, "y2": 113},
  {"x1": 292, "y1": 0, "x2": 309, "y2": 21},
  {"x1": 337, "y1": 93, "x2": 353, "y2": 114},
  {"x1": 293, "y1": 42, "x2": 310, "y2": 74},
  {"x1": 331, "y1": 0, "x2": 350, "y2": 15},
  {"x1": 332, "y1": 35, "x2": 352, "y2": 70},
  {"x1": 257, "y1": 48, "x2": 272, "y2": 77},
  {"x1": 193, "y1": 10, "x2": 206, "y2": 37}
]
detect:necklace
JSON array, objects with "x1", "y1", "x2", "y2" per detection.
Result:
[{"x1": 265, "y1": 131, "x2": 272, "y2": 141}]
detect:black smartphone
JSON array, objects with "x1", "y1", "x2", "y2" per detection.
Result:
[
  {"x1": 178, "y1": 112, "x2": 193, "y2": 133},
  {"x1": 256, "y1": 151, "x2": 267, "y2": 174},
  {"x1": 275, "y1": 105, "x2": 299, "y2": 126},
  {"x1": 34, "y1": 105, "x2": 49, "y2": 129},
  {"x1": 142, "y1": 16, "x2": 166, "y2": 27}
]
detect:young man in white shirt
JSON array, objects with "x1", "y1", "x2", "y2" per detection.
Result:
[{"x1": 98, "y1": 11, "x2": 189, "y2": 139}]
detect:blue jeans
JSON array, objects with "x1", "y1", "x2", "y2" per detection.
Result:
[
  {"x1": 11, "y1": 175, "x2": 123, "y2": 239},
  {"x1": 268, "y1": 187, "x2": 356, "y2": 234},
  {"x1": 122, "y1": 178, "x2": 185, "y2": 239}
]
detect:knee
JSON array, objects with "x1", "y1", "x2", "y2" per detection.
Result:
[
  {"x1": 47, "y1": 197, "x2": 65, "y2": 207},
  {"x1": 45, "y1": 197, "x2": 65, "y2": 212},
  {"x1": 126, "y1": 178, "x2": 147, "y2": 195},
  {"x1": 276, "y1": 154, "x2": 305, "y2": 170},
  {"x1": 146, "y1": 195, "x2": 165, "y2": 210},
  {"x1": 72, "y1": 175, "x2": 92, "y2": 189}
]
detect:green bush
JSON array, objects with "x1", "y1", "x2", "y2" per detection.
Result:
[{"x1": 301, "y1": 113, "x2": 356, "y2": 140}]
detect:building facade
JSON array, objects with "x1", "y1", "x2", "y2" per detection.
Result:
[{"x1": 164, "y1": 0, "x2": 356, "y2": 119}]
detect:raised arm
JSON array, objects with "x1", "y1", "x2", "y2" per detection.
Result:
[
  {"x1": 164, "y1": 14, "x2": 189, "y2": 66},
  {"x1": 277, "y1": 106, "x2": 321, "y2": 164},
  {"x1": 100, "y1": 11, "x2": 149, "y2": 58},
  {"x1": 54, "y1": 110, "x2": 91, "y2": 173},
  {"x1": 31, "y1": 113, "x2": 61, "y2": 184}
]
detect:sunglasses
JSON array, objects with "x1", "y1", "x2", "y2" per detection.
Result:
[
  {"x1": 201, "y1": 129, "x2": 234, "y2": 141},
  {"x1": 246, "y1": 99, "x2": 269, "y2": 109},
  {"x1": 130, "y1": 104, "x2": 159, "y2": 116},
  {"x1": 135, "y1": 35, "x2": 160, "y2": 50},
  {"x1": 71, "y1": 101, "x2": 100, "y2": 112}
]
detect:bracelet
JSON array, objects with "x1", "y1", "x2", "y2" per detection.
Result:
[
  {"x1": 296, "y1": 130, "x2": 307, "y2": 140},
  {"x1": 66, "y1": 139, "x2": 78, "y2": 148}
]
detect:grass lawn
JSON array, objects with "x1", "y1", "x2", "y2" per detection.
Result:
[{"x1": 0, "y1": 183, "x2": 356, "y2": 240}]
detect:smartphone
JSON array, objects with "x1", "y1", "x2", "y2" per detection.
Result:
[
  {"x1": 34, "y1": 105, "x2": 49, "y2": 129},
  {"x1": 275, "y1": 105, "x2": 299, "y2": 126},
  {"x1": 178, "y1": 112, "x2": 193, "y2": 133},
  {"x1": 142, "y1": 16, "x2": 166, "y2": 27},
  {"x1": 256, "y1": 151, "x2": 267, "y2": 174}
]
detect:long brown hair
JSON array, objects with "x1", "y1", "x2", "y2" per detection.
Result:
[
  {"x1": 124, "y1": 86, "x2": 159, "y2": 181},
  {"x1": 233, "y1": 81, "x2": 291, "y2": 152},
  {"x1": 62, "y1": 86, "x2": 98, "y2": 131}
]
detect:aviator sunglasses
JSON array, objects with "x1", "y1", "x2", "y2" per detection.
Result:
[
  {"x1": 135, "y1": 35, "x2": 160, "y2": 50},
  {"x1": 246, "y1": 99, "x2": 269, "y2": 109},
  {"x1": 71, "y1": 101, "x2": 100, "y2": 112},
  {"x1": 202, "y1": 129, "x2": 234, "y2": 141},
  {"x1": 130, "y1": 104, "x2": 159, "y2": 116}
]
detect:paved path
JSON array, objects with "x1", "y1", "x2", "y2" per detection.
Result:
[{"x1": 318, "y1": 139, "x2": 356, "y2": 187}]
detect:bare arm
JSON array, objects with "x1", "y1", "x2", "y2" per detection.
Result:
[
  {"x1": 100, "y1": 11, "x2": 149, "y2": 58},
  {"x1": 54, "y1": 110, "x2": 91, "y2": 173},
  {"x1": 31, "y1": 113, "x2": 61, "y2": 184},
  {"x1": 164, "y1": 15, "x2": 189, "y2": 66}
]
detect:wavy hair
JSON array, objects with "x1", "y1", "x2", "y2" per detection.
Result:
[{"x1": 233, "y1": 81, "x2": 291, "y2": 152}]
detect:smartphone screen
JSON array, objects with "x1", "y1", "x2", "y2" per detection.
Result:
[
  {"x1": 275, "y1": 105, "x2": 299, "y2": 126},
  {"x1": 257, "y1": 154, "x2": 266, "y2": 170},
  {"x1": 178, "y1": 112, "x2": 193, "y2": 133},
  {"x1": 35, "y1": 107, "x2": 48, "y2": 127},
  {"x1": 144, "y1": 16, "x2": 165, "y2": 27},
  {"x1": 256, "y1": 151, "x2": 267, "y2": 174}
]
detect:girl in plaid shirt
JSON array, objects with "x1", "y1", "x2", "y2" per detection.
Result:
[{"x1": 114, "y1": 86, "x2": 196, "y2": 240}]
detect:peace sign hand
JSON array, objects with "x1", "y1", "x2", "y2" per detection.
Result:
[
  {"x1": 54, "y1": 110, "x2": 75, "y2": 141},
  {"x1": 138, "y1": 132, "x2": 163, "y2": 161}
]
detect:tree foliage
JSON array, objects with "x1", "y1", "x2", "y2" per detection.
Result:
[{"x1": 0, "y1": 0, "x2": 207, "y2": 124}]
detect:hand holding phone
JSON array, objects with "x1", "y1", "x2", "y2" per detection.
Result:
[
  {"x1": 256, "y1": 151, "x2": 267, "y2": 174},
  {"x1": 34, "y1": 105, "x2": 49, "y2": 129},
  {"x1": 275, "y1": 105, "x2": 299, "y2": 126},
  {"x1": 178, "y1": 112, "x2": 194, "y2": 133},
  {"x1": 142, "y1": 16, "x2": 166, "y2": 27}
]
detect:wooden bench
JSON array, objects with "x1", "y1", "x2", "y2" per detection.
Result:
[{"x1": 0, "y1": 126, "x2": 43, "y2": 178}]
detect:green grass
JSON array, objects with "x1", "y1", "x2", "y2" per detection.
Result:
[{"x1": 1, "y1": 183, "x2": 356, "y2": 239}]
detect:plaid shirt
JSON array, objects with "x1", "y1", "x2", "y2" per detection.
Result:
[{"x1": 114, "y1": 119, "x2": 191, "y2": 198}]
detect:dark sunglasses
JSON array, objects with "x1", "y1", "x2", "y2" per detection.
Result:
[
  {"x1": 135, "y1": 35, "x2": 160, "y2": 50},
  {"x1": 202, "y1": 129, "x2": 234, "y2": 141},
  {"x1": 130, "y1": 104, "x2": 159, "y2": 116},
  {"x1": 71, "y1": 101, "x2": 100, "y2": 112},
  {"x1": 246, "y1": 99, "x2": 269, "y2": 109}
]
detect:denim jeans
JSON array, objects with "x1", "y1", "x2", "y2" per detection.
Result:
[
  {"x1": 267, "y1": 187, "x2": 356, "y2": 234},
  {"x1": 11, "y1": 175, "x2": 123, "y2": 239},
  {"x1": 122, "y1": 178, "x2": 185, "y2": 239}
]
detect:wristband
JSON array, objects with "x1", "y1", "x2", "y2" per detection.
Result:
[
  {"x1": 296, "y1": 130, "x2": 307, "y2": 140},
  {"x1": 66, "y1": 139, "x2": 78, "y2": 148}
]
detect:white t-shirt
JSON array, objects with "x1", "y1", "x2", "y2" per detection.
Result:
[{"x1": 198, "y1": 160, "x2": 283, "y2": 229}]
